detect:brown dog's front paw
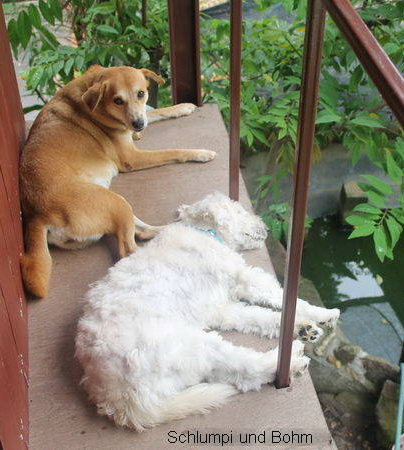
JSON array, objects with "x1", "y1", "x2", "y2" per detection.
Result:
[{"x1": 193, "y1": 150, "x2": 217, "y2": 162}]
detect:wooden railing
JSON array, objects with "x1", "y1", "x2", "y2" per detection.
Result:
[
  {"x1": 0, "y1": 6, "x2": 28, "y2": 449},
  {"x1": 167, "y1": 0, "x2": 404, "y2": 388}
]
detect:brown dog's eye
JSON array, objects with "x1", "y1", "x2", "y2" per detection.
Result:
[
  {"x1": 114, "y1": 97, "x2": 124, "y2": 105},
  {"x1": 137, "y1": 90, "x2": 145, "y2": 99}
]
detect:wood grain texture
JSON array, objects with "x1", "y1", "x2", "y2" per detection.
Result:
[
  {"x1": 29, "y1": 104, "x2": 332, "y2": 449},
  {"x1": 0, "y1": 4, "x2": 28, "y2": 449}
]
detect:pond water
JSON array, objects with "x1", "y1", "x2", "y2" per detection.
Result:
[{"x1": 302, "y1": 216, "x2": 404, "y2": 364}]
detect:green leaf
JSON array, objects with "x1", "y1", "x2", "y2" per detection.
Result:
[
  {"x1": 345, "y1": 214, "x2": 374, "y2": 227},
  {"x1": 39, "y1": 0, "x2": 55, "y2": 25},
  {"x1": 366, "y1": 190, "x2": 386, "y2": 208},
  {"x1": 38, "y1": 26, "x2": 59, "y2": 50},
  {"x1": 353, "y1": 203, "x2": 381, "y2": 215},
  {"x1": 351, "y1": 115, "x2": 384, "y2": 128},
  {"x1": 250, "y1": 128, "x2": 268, "y2": 145},
  {"x1": 395, "y1": 139, "x2": 404, "y2": 162},
  {"x1": 386, "y1": 216, "x2": 402, "y2": 249},
  {"x1": 52, "y1": 60, "x2": 65, "y2": 76},
  {"x1": 27, "y1": 66, "x2": 44, "y2": 90},
  {"x1": 386, "y1": 153, "x2": 402, "y2": 182},
  {"x1": 64, "y1": 58, "x2": 75, "y2": 75},
  {"x1": 28, "y1": 4, "x2": 42, "y2": 29},
  {"x1": 96, "y1": 25, "x2": 119, "y2": 35},
  {"x1": 89, "y1": 2, "x2": 116, "y2": 14},
  {"x1": 17, "y1": 11, "x2": 32, "y2": 49},
  {"x1": 7, "y1": 18, "x2": 19, "y2": 55},
  {"x1": 58, "y1": 46, "x2": 75, "y2": 55},
  {"x1": 23, "y1": 104, "x2": 43, "y2": 114},
  {"x1": 391, "y1": 209, "x2": 404, "y2": 225},
  {"x1": 373, "y1": 226, "x2": 388, "y2": 262},
  {"x1": 349, "y1": 65, "x2": 364, "y2": 91},
  {"x1": 348, "y1": 224, "x2": 375, "y2": 239},
  {"x1": 361, "y1": 175, "x2": 393, "y2": 195},
  {"x1": 75, "y1": 54, "x2": 85, "y2": 70},
  {"x1": 270, "y1": 220, "x2": 283, "y2": 241},
  {"x1": 49, "y1": 0, "x2": 63, "y2": 22},
  {"x1": 278, "y1": 127, "x2": 287, "y2": 140},
  {"x1": 316, "y1": 110, "x2": 341, "y2": 125}
]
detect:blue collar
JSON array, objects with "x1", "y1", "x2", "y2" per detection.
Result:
[{"x1": 191, "y1": 226, "x2": 223, "y2": 243}]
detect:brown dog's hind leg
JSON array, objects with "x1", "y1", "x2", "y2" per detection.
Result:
[
  {"x1": 65, "y1": 185, "x2": 137, "y2": 259},
  {"x1": 146, "y1": 103, "x2": 197, "y2": 124}
]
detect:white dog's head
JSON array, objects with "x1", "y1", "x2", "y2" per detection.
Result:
[{"x1": 177, "y1": 192, "x2": 268, "y2": 250}]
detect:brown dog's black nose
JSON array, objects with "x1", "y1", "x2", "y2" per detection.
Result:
[{"x1": 132, "y1": 119, "x2": 144, "y2": 131}]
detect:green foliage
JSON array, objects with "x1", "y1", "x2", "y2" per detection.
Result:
[
  {"x1": 255, "y1": 173, "x2": 312, "y2": 242},
  {"x1": 201, "y1": 1, "x2": 404, "y2": 162},
  {"x1": 346, "y1": 136, "x2": 404, "y2": 262},
  {"x1": 261, "y1": 201, "x2": 313, "y2": 243},
  {"x1": 200, "y1": 0, "x2": 404, "y2": 250},
  {"x1": 7, "y1": 0, "x2": 171, "y2": 107}
]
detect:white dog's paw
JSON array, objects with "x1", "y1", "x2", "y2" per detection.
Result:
[
  {"x1": 295, "y1": 321, "x2": 323, "y2": 343},
  {"x1": 318, "y1": 308, "x2": 340, "y2": 328},
  {"x1": 290, "y1": 340, "x2": 310, "y2": 376},
  {"x1": 193, "y1": 150, "x2": 217, "y2": 162},
  {"x1": 291, "y1": 339, "x2": 305, "y2": 357},
  {"x1": 175, "y1": 103, "x2": 197, "y2": 117},
  {"x1": 291, "y1": 355, "x2": 310, "y2": 377}
]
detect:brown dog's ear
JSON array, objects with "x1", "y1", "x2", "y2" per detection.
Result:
[
  {"x1": 140, "y1": 68, "x2": 165, "y2": 85},
  {"x1": 82, "y1": 81, "x2": 108, "y2": 112}
]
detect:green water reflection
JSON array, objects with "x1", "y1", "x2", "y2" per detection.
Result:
[{"x1": 302, "y1": 215, "x2": 404, "y2": 327}]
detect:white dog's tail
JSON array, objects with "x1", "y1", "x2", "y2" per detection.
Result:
[
  {"x1": 157, "y1": 383, "x2": 237, "y2": 424},
  {"x1": 117, "y1": 383, "x2": 237, "y2": 431}
]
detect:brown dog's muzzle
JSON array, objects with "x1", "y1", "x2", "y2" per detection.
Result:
[{"x1": 132, "y1": 118, "x2": 144, "y2": 132}]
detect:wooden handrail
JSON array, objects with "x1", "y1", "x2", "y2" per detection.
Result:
[
  {"x1": 323, "y1": 0, "x2": 404, "y2": 128},
  {"x1": 276, "y1": 0, "x2": 404, "y2": 387},
  {"x1": 167, "y1": 0, "x2": 404, "y2": 389}
]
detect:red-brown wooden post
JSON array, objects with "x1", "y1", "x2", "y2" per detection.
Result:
[
  {"x1": 167, "y1": 0, "x2": 202, "y2": 106},
  {"x1": 0, "y1": 4, "x2": 28, "y2": 449},
  {"x1": 229, "y1": 0, "x2": 242, "y2": 201},
  {"x1": 275, "y1": 0, "x2": 326, "y2": 388}
]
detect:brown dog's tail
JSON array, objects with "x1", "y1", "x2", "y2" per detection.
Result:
[{"x1": 21, "y1": 219, "x2": 51, "y2": 298}]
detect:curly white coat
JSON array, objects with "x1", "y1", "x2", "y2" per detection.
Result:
[{"x1": 75, "y1": 192, "x2": 340, "y2": 431}]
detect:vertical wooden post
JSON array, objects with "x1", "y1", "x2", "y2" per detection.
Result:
[
  {"x1": 275, "y1": 0, "x2": 326, "y2": 388},
  {"x1": 167, "y1": 0, "x2": 202, "y2": 106},
  {"x1": 229, "y1": 0, "x2": 242, "y2": 201},
  {"x1": 0, "y1": 4, "x2": 28, "y2": 449}
]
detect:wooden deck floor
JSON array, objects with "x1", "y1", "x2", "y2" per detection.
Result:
[{"x1": 28, "y1": 104, "x2": 334, "y2": 449}]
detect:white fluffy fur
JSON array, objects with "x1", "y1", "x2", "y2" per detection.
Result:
[{"x1": 75, "y1": 192, "x2": 340, "y2": 431}]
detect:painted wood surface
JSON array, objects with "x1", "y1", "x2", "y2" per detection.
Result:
[{"x1": 0, "y1": 5, "x2": 28, "y2": 449}]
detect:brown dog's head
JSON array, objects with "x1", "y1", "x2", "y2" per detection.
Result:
[{"x1": 82, "y1": 66, "x2": 164, "y2": 131}]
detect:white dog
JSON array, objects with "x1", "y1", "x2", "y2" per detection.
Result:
[{"x1": 75, "y1": 192, "x2": 340, "y2": 431}]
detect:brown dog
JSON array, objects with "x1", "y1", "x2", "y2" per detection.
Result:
[{"x1": 20, "y1": 65, "x2": 216, "y2": 298}]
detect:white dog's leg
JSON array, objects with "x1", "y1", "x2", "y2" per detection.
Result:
[
  {"x1": 204, "y1": 332, "x2": 309, "y2": 391},
  {"x1": 235, "y1": 267, "x2": 340, "y2": 327},
  {"x1": 210, "y1": 303, "x2": 323, "y2": 342}
]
